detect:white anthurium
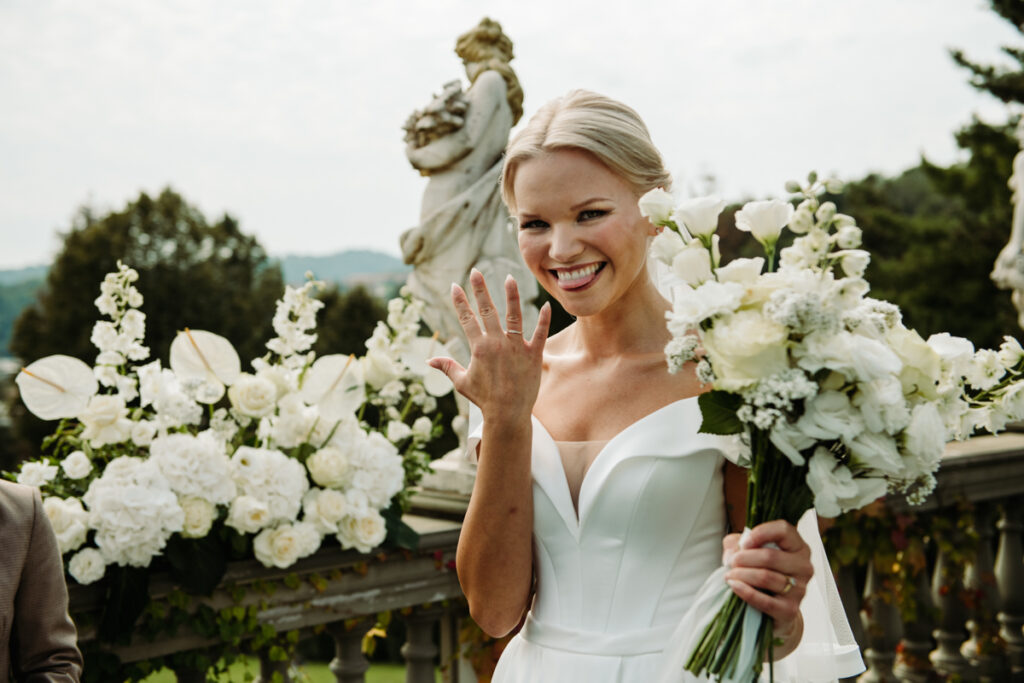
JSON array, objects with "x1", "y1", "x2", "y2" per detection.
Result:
[
  {"x1": 672, "y1": 196, "x2": 726, "y2": 239},
  {"x1": 734, "y1": 199, "x2": 794, "y2": 245},
  {"x1": 169, "y1": 328, "x2": 241, "y2": 403},
  {"x1": 400, "y1": 335, "x2": 455, "y2": 397},
  {"x1": 16, "y1": 355, "x2": 99, "y2": 420},
  {"x1": 299, "y1": 354, "x2": 366, "y2": 421}
]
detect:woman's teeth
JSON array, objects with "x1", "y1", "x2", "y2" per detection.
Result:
[{"x1": 556, "y1": 263, "x2": 601, "y2": 284}]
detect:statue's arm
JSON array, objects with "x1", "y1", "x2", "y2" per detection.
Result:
[{"x1": 406, "y1": 128, "x2": 472, "y2": 171}]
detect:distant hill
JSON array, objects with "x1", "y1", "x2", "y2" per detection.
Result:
[
  {"x1": 276, "y1": 250, "x2": 409, "y2": 286},
  {"x1": 0, "y1": 250, "x2": 409, "y2": 356}
]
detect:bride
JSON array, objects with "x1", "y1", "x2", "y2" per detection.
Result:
[{"x1": 429, "y1": 90, "x2": 864, "y2": 682}]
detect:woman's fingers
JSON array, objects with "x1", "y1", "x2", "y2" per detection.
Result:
[
  {"x1": 725, "y1": 576, "x2": 802, "y2": 625},
  {"x1": 469, "y1": 269, "x2": 503, "y2": 335},
  {"x1": 504, "y1": 275, "x2": 523, "y2": 336},
  {"x1": 528, "y1": 301, "x2": 552, "y2": 350},
  {"x1": 451, "y1": 283, "x2": 482, "y2": 342},
  {"x1": 427, "y1": 356, "x2": 467, "y2": 386}
]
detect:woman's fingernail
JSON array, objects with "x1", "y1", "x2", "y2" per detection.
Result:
[
  {"x1": 723, "y1": 549, "x2": 736, "y2": 567},
  {"x1": 726, "y1": 579, "x2": 740, "y2": 590}
]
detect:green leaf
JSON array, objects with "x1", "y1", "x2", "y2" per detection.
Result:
[
  {"x1": 697, "y1": 391, "x2": 744, "y2": 435},
  {"x1": 383, "y1": 507, "x2": 420, "y2": 550},
  {"x1": 98, "y1": 565, "x2": 151, "y2": 643},
  {"x1": 165, "y1": 533, "x2": 227, "y2": 596}
]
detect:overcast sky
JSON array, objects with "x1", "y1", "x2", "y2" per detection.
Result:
[{"x1": 1, "y1": 0, "x2": 1020, "y2": 269}]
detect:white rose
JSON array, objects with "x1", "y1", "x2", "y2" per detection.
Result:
[
  {"x1": 842, "y1": 430, "x2": 903, "y2": 476},
  {"x1": 637, "y1": 187, "x2": 675, "y2": 225},
  {"x1": 17, "y1": 461, "x2": 58, "y2": 487},
  {"x1": 303, "y1": 488, "x2": 348, "y2": 533},
  {"x1": 131, "y1": 420, "x2": 158, "y2": 446},
  {"x1": 307, "y1": 445, "x2": 352, "y2": 489},
  {"x1": 226, "y1": 495, "x2": 271, "y2": 534},
  {"x1": 68, "y1": 547, "x2": 106, "y2": 585},
  {"x1": 337, "y1": 509, "x2": 388, "y2": 554},
  {"x1": 43, "y1": 496, "x2": 89, "y2": 553},
  {"x1": 854, "y1": 377, "x2": 912, "y2": 435},
  {"x1": 61, "y1": 451, "x2": 93, "y2": 480},
  {"x1": 672, "y1": 196, "x2": 725, "y2": 238},
  {"x1": 228, "y1": 373, "x2": 278, "y2": 418},
  {"x1": 78, "y1": 394, "x2": 133, "y2": 447},
  {"x1": 734, "y1": 199, "x2": 794, "y2": 245},
  {"x1": 179, "y1": 496, "x2": 217, "y2": 538},
  {"x1": 701, "y1": 310, "x2": 790, "y2": 391},
  {"x1": 715, "y1": 257, "x2": 764, "y2": 285},
  {"x1": 796, "y1": 391, "x2": 865, "y2": 442},
  {"x1": 254, "y1": 522, "x2": 321, "y2": 569}
]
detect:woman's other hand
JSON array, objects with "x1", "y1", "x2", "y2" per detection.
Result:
[
  {"x1": 722, "y1": 520, "x2": 812, "y2": 652},
  {"x1": 428, "y1": 268, "x2": 551, "y2": 422}
]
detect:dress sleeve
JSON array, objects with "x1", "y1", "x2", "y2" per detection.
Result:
[{"x1": 772, "y1": 508, "x2": 865, "y2": 681}]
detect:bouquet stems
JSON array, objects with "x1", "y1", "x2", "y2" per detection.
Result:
[{"x1": 684, "y1": 429, "x2": 813, "y2": 681}]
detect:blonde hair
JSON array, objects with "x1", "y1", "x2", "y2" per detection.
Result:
[
  {"x1": 501, "y1": 90, "x2": 671, "y2": 211},
  {"x1": 456, "y1": 18, "x2": 523, "y2": 125}
]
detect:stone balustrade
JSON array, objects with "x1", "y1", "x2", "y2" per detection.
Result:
[
  {"x1": 838, "y1": 431, "x2": 1024, "y2": 682},
  {"x1": 70, "y1": 514, "x2": 466, "y2": 683}
]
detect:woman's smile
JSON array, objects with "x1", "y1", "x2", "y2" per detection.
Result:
[{"x1": 552, "y1": 262, "x2": 605, "y2": 290}]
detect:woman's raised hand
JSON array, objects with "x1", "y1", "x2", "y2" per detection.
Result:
[
  {"x1": 428, "y1": 269, "x2": 551, "y2": 420},
  {"x1": 721, "y1": 520, "x2": 813, "y2": 645}
]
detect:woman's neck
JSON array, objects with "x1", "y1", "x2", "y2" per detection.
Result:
[{"x1": 563, "y1": 276, "x2": 670, "y2": 360}]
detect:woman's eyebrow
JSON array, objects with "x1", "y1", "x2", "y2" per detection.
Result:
[{"x1": 570, "y1": 197, "x2": 611, "y2": 211}]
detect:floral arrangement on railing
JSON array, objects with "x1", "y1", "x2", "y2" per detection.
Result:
[
  {"x1": 9, "y1": 263, "x2": 452, "y2": 607},
  {"x1": 639, "y1": 173, "x2": 1024, "y2": 681}
]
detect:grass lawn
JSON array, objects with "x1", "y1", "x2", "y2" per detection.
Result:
[{"x1": 140, "y1": 661, "x2": 429, "y2": 682}]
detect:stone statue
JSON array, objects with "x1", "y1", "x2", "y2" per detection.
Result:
[
  {"x1": 992, "y1": 119, "x2": 1024, "y2": 328},
  {"x1": 400, "y1": 18, "x2": 539, "y2": 366}
]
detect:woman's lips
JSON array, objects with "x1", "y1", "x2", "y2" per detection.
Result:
[{"x1": 552, "y1": 262, "x2": 604, "y2": 290}]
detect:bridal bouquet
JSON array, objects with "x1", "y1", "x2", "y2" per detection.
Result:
[
  {"x1": 10, "y1": 262, "x2": 453, "y2": 589},
  {"x1": 639, "y1": 175, "x2": 1024, "y2": 681}
]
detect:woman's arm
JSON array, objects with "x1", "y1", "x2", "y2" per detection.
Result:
[{"x1": 429, "y1": 271, "x2": 551, "y2": 637}]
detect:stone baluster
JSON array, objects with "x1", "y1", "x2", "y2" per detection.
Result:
[
  {"x1": 860, "y1": 561, "x2": 902, "y2": 682},
  {"x1": 894, "y1": 555, "x2": 936, "y2": 683},
  {"x1": 328, "y1": 618, "x2": 376, "y2": 683},
  {"x1": 961, "y1": 504, "x2": 1009, "y2": 680},
  {"x1": 996, "y1": 499, "x2": 1024, "y2": 674},
  {"x1": 403, "y1": 605, "x2": 445, "y2": 683},
  {"x1": 256, "y1": 648, "x2": 293, "y2": 683},
  {"x1": 930, "y1": 542, "x2": 972, "y2": 678}
]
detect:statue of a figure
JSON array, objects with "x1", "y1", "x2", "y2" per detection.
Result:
[
  {"x1": 401, "y1": 18, "x2": 539, "y2": 365},
  {"x1": 992, "y1": 118, "x2": 1024, "y2": 328}
]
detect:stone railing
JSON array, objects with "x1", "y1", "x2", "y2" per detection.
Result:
[
  {"x1": 838, "y1": 431, "x2": 1024, "y2": 682},
  {"x1": 70, "y1": 514, "x2": 467, "y2": 683}
]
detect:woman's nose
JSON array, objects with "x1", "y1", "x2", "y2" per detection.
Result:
[{"x1": 548, "y1": 225, "x2": 584, "y2": 263}]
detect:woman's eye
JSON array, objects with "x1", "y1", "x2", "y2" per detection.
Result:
[
  {"x1": 519, "y1": 219, "x2": 549, "y2": 230},
  {"x1": 578, "y1": 209, "x2": 608, "y2": 221}
]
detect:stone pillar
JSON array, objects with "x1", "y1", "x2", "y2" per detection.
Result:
[
  {"x1": 996, "y1": 499, "x2": 1024, "y2": 674},
  {"x1": 931, "y1": 544, "x2": 972, "y2": 678},
  {"x1": 962, "y1": 504, "x2": 1010, "y2": 679},
  {"x1": 860, "y1": 561, "x2": 902, "y2": 682},
  {"x1": 402, "y1": 605, "x2": 444, "y2": 683},
  {"x1": 256, "y1": 649, "x2": 292, "y2": 683},
  {"x1": 894, "y1": 556, "x2": 936, "y2": 683},
  {"x1": 328, "y1": 618, "x2": 376, "y2": 683}
]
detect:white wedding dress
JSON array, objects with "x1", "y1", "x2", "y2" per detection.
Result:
[{"x1": 467, "y1": 397, "x2": 865, "y2": 682}]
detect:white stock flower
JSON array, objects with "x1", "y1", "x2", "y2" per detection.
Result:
[
  {"x1": 61, "y1": 451, "x2": 93, "y2": 480},
  {"x1": 270, "y1": 393, "x2": 320, "y2": 448},
  {"x1": 637, "y1": 188, "x2": 675, "y2": 225},
  {"x1": 337, "y1": 509, "x2": 388, "y2": 554},
  {"x1": 254, "y1": 522, "x2": 322, "y2": 569},
  {"x1": 787, "y1": 207, "x2": 814, "y2": 235},
  {"x1": 18, "y1": 461, "x2": 58, "y2": 487},
  {"x1": 672, "y1": 196, "x2": 725, "y2": 238},
  {"x1": 307, "y1": 444, "x2": 353, "y2": 489},
  {"x1": 649, "y1": 229, "x2": 687, "y2": 265},
  {"x1": 671, "y1": 242, "x2": 714, "y2": 286},
  {"x1": 700, "y1": 309, "x2": 790, "y2": 391},
  {"x1": 999, "y1": 336, "x2": 1024, "y2": 368},
  {"x1": 43, "y1": 496, "x2": 89, "y2": 553},
  {"x1": 68, "y1": 547, "x2": 106, "y2": 585},
  {"x1": 807, "y1": 448, "x2": 886, "y2": 518},
  {"x1": 179, "y1": 496, "x2": 217, "y2": 538},
  {"x1": 854, "y1": 378, "x2": 912, "y2": 435},
  {"x1": 834, "y1": 225, "x2": 863, "y2": 249},
  {"x1": 965, "y1": 349, "x2": 1004, "y2": 391},
  {"x1": 926, "y1": 333, "x2": 975, "y2": 382},
  {"x1": 796, "y1": 391, "x2": 865, "y2": 442},
  {"x1": 121, "y1": 309, "x2": 145, "y2": 340},
  {"x1": 836, "y1": 250, "x2": 870, "y2": 278},
  {"x1": 78, "y1": 394, "x2": 133, "y2": 447},
  {"x1": 715, "y1": 257, "x2": 764, "y2": 285},
  {"x1": 734, "y1": 199, "x2": 794, "y2": 245},
  {"x1": 228, "y1": 373, "x2": 278, "y2": 418},
  {"x1": 150, "y1": 431, "x2": 236, "y2": 504},
  {"x1": 226, "y1": 495, "x2": 271, "y2": 534},
  {"x1": 303, "y1": 488, "x2": 349, "y2": 533}
]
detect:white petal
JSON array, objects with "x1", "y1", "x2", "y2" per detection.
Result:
[
  {"x1": 169, "y1": 329, "x2": 241, "y2": 387},
  {"x1": 16, "y1": 355, "x2": 98, "y2": 419},
  {"x1": 300, "y1": 354, "x2": 366, "y2": 420}
]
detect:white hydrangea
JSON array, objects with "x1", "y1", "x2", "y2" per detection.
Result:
[
  {"x1": 149, "y1": 431, "x2": 236, "y2": 504},
  {"x1": 43, "y1": 496, "x2": 89, "y2": 553},
  {"x1": 230, "y1": 446, "x2": 309, "y2": 525},
  {"x1": 137, "y1": 361, "x2": 202, "y2": 430},
  {"x1": 83, "y1": 456, "x2": 184, "y2": 567}
]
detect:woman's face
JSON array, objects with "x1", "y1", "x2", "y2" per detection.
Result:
[{"x1": 513, "y1": 148, "x2": 653, "y2": 318}]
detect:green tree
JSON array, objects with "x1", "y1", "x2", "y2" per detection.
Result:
[
  {"x1": 8, "y1": 188, "x2": 284, "y2": 455},
  {"x1": 313, "y1": 284, "x2": 388, "y2": 357}
]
